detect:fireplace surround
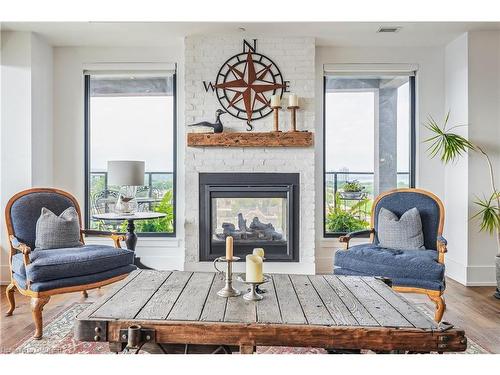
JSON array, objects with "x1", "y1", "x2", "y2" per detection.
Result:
[{"x1": 199, "y1": 173, "x2": 300, "y2": 262}]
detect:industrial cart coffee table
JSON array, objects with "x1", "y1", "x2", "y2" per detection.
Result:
[{"x1": 74, "y1": 270, "x2": 467, "y2": 354}]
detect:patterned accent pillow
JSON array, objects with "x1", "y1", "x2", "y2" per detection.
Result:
[
  {"x1": 377, "y1": 207, "x2": 425, "y2": 250},
  {"x1": 35, "y1": 207, "x2": 82, "y2": 250}
]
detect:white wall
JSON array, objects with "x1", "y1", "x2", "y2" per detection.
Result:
[
  {"x1": 315, "y1": 46, "x2": 446, "y2": 273},
  {"x1": 0, "y1": 31, "x2": 54, "y2": 283},
  {"x1": 440, "y1": 31, "x2": 499, "y2": 286},
  {"x1": 52, "y1": 44, "x2": 185, "y2": 271},
  {"x1": 466, "y1": 31, "x2": 500, "y2": 285},
  {"x1": 443, "y1": 34, "x2": 469, "y2": 284},
  {"x1": 1, "y1": 31, "x2": 33, "y2": 283},
  {"x1": 31, "y1": 33, "x2": 54, "y2": 186}
]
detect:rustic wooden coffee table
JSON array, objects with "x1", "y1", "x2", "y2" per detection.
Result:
[{"x1": 74, "y1": 270, "x2": 467, "y2": 354}]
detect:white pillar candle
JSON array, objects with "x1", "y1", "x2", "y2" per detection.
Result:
[
  {"x1": 225, "y1": 236, "x2": 233, "y2": 260},
  {"x1": 288, "y1": 94, "x2": 299, "y2": 107},
  {"x1": 270, "y1": 95, "x2": 281, "y2": 107},
  {"x1": 246, "y1": 254, "x2": 263, "y2": 282},
  {"x1": 253, "y1": 248, "x2": 265, "y2": 258}
]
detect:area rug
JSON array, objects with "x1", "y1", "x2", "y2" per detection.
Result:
[{"x1": 10, "y1": 303, "x2": 489, "y2": 354}]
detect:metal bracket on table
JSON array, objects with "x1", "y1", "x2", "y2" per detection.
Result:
[
  {"x1": 434, "y1": 322, "x2": 467, "y2": 351},
  {"x1": 119, "y1": 325, "x2": 156, "y2": 349},
  {"x1": 74, "y1": 320, "x2": 108, "y2": 342}
]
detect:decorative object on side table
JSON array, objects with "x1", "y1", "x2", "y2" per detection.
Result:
[
  {"x1": 213, "y1": 236, "x2": 241, "y2": 297},
  {"x1": 92, "y1": 212, "x2": 166, "y2": 269},
  {"x1": 270, "y1": 94, "x2": 282, "y2": 132},
  {"x1": 107, "y1": 160, "x2": 145, "y2": 214},
  {"x1": 188, "y1": 109, "x2": 226, "y2": 133},
  {"x1": 287, "y1": 93, "x2": 299, "y2": 132}
]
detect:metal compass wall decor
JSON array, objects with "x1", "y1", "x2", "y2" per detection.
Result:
[{"x1": 203, "y1": 39, "x2": 289, "y2": 130}]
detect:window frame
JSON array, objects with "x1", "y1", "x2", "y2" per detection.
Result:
[
  {"x1": 84, "y1": 72, "x2": 177, "y2": 237},
  {"x1": 322, "y1": 74, "x2": 416, "y2": 238}
]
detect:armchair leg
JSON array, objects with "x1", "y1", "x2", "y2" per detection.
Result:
[
  {"x1": 428, "y1": 294, "x2": 445, "y2": 322},
  {"x1": 5, "y1": 283, "x2": 16, "y2": 316},
  {"x1": 82, "y1": 290, "x2": 88, "y2": 298},
  {"x1": 31, "y1": 296, "x2": 50, "y2": 340}
]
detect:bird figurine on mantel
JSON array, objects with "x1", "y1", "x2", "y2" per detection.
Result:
[{"x1": 188, "y1": 109, "x2": 226, "y2": 133}]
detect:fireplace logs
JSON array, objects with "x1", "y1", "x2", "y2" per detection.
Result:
[{"x1": 215, "y1": 213, "x2": 283, "y2": 241}]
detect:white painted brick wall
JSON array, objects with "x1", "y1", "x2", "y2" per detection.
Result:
[{"x1": 184, "y1": 36, "x2": 316, "y2": 274}]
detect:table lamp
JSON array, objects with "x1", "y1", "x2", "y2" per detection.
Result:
[{"x1": 107, "y1": 160, "x2": 145, "y2": 214}]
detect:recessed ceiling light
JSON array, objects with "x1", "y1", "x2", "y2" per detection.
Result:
[{"x1": 377, "y1": 26, "x2": 402, "y2": 33}]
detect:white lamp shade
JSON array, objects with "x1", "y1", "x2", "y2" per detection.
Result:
[{"x1": 107, "y1": 160, "x2": 145, "y2": 186}]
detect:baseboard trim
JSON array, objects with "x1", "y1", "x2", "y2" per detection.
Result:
[
  {"x1": 445, "y1": 258, "x2": 467, "y2": 285},
  {"x1": 1, "y1": 264, "x2": 10, "y2": 285},
  {"x1": 466, "y1": 264, "x2": 497, "y2": 286},
  {"x1": 464, "y1": 281, "x2": 497, "y2": 287}
]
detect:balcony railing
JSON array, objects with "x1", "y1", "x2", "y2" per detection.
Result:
[
  {"x1": 325, "y1": 171, "x2": 410, "y2": 235},
  {"x1": 326, "y1": 171, "x2": 410, "y2": 200},
  {"x1": 90, "y1": 171, "x2": 173, "y2": 197},
  {"x1": 89, "y1": 171, "x2": 174, "y2": 234}
]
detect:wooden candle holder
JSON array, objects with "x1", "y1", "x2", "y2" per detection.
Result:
[
  {"x1": 287, "y1": 106, "x2": 299, "y2": 132},
  {"x1": 271, "y1": 106, "x2": 282, "y2": 132}
]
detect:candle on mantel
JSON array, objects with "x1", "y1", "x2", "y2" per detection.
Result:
[
  {"x1": 253, "y1": 248, "x2": 265, "y2": 258},
  {"x1": 270, "y1": 95, "x2": 281, "y2": 107},
  {"x1": 225, "y1": 236, "x2": 233, "y2": 260},
  {"x1": 246, "y1": 254, "x2": 263, "y2": 282},
  {"x1": 288, "y1": 93, "x2": 299, "y2": 107}
]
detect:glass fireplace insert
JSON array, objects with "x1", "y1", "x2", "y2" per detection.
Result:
[{"x1": 199, "y1": 173, "x2": 299, "y2": 261}]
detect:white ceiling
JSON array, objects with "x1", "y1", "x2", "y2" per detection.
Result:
[{"x1": 2, "y1": 22, "x2": 500, "y2": 47}]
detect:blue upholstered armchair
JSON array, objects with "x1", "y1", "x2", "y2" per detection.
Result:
[
  {"x1": 4, "y1": 188, "x2": 137, "y2": 339},
  {"x1": 334, "y1": 188, "x2": 447, "y2": 322}
]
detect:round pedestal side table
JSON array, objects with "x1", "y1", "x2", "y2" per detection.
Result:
[{"x1": 92, "y1": 212, "x2": 167, "y2": 269}]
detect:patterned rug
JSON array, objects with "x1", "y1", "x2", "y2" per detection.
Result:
[{"x1": 10, "y1": 303, "x2": 489, "y2": 354}]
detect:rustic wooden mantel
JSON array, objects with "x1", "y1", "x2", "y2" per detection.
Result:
[{"x1": 187, "y1": 131, "x2": 314, "y2": 147}]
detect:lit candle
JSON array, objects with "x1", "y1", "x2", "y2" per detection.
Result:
[
  {"x1": 253, "y1": 248, "x2": 265, "y2": 258},
  {"x1": 225, "y1": 236, "x2": 233, "y2": 260},
  {"x1": 288, "y1": 94, "x2": 299, "y2": 107},
  {"x1": 246, "y1": 254, "x2": 263, "y2": 282},
  {"x1": 270, "y1": 95, "x2": 281, "y2": 107}
]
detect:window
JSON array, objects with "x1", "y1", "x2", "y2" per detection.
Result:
[
  {"x1": 84, "y1": 72, "x2": 176, "y2": 235},
  {"x1": 323, "y1": 74, "x2": 415, "y2": 236}
]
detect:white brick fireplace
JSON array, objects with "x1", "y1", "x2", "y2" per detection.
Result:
[{"x1": 184, "y1": 36, "x2": 316, "y2": 273}]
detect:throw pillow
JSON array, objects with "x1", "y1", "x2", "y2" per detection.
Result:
[
  {"x1": 35, "y1": 207, "x2": 82, "y2": 250},
  {"x1": 377, "y1": 207, "x2": 425, "y2": 250}
]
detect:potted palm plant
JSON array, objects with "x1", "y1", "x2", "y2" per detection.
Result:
[{"x1": 425, "y1": 113, "x2": 500, "y2": 298}]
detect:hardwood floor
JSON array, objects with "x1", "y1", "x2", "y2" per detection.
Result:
[{"x1": 1, "y1": 278, "x2": 499, "y2": 353}]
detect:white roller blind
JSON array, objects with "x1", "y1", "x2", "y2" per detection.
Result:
[
  {"x1": 83, "y1": 62, "x2": 176, "y2": 76},
  {"x1": 324, "y1": 63, "x2": 417, "y2": 77}
]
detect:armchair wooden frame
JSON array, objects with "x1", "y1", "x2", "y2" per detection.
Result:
[
  {"x1": 4, "y1": 188, "x2": 129, "y2": 339},
  {"x1": 338, "y1": 188, "x2": 447, "y2": 322}
]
